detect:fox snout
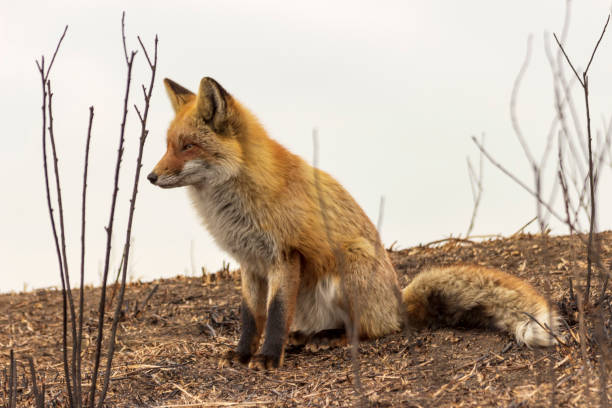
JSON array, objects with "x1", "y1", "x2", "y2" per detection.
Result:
[
  {"x1": 147, "y1": 160, "x2": 212, "y2": 188},
  {"x1": 147, "y1": 171, "x2": 158, "y2": 184}
]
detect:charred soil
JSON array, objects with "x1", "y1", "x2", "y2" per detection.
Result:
[{"x1": 2, "y1": 232, "x2": 612, "y2": 407}]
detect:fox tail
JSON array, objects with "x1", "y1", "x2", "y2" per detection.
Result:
[{"x1": 401, "y1": 265, "x2": 561, "y2": 347}]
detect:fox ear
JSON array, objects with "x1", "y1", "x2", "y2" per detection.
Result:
[
  {"x1": 196, "y1": 77, "x2": 231, "y2": 133},
  {"x1": 164, "y1": 78, "x2": 195, "y2": 113}
]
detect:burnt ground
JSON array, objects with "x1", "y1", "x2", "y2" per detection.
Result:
[{"x1": 1, "y1": 232, "x2": 612, "y2": 407}]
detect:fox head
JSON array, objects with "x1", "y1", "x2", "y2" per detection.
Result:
[{"x1": 148, "y1": 77, "x2": 244, "y2": 188}]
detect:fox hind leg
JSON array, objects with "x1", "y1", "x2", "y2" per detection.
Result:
[
  {"x1": 287, "y1": 329, "x2": 347, "y2": 352},
  {"x1": 304, "y1": 329, "x2": 347, "y2": 352},
  {"x1": 338, "y1": 239, "x2": 403, "y2": 339}
]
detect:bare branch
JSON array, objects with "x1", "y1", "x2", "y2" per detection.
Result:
[
  {"x1": 35, "y1": 57, "x2": 44, "y2": 75},
  {"x1": 137, "y1": 35, "x2": 153, "y2": 68},
  {"x1": 471, "y1": 136, "x2": 565, "y2": 225},
  {"x1": 511, "y1": 216, "x2": 537, "y2": 236},
  {"x1": 523, "y1": 312, "x2": 567, "y2": 346},
  {"x1": 134, "y1": 104, "x2": 143, "y2": 122},
  {"x1": 510, "y1": 35, "x2": 537, "y2": 167},
  {"x1": 553, "y1": 33, "x2": 584, "y2": 86},
  {"x1": 36, "y1": 15, "x2": 159, "y2": 408},
  {"x1": 27, "y1": 357, "x2": 45, "y2": 408},
  {"x1": 540, "y1": 163, "x2": 560, "y2": 228},
  {"x1": 465, "y1": 134, "x2": 484, "y2": 237},
  {"x1": 44, "y1": 25, "x2": 68, "y2": 81},
  {"x1": 120, "y1": 12, "x2": 129, "y2": 64},
  {"x1": 376, "y1": 195, "x2": 385, "y2": 233},
  {"x1": 98, "y1": 32, "x2": 158, "y2": 408},
  {"x1": 89, "y1": 41, "x2": 137, "y2": 408},
  {"x1": 312, "y1": 129, "x2": 365, "y2": 404},
  {"x1": 47, "y1": 80, "x2": 81, "y2": 407},
  {"x1": 553, "y1": 12, "x2": 610, "y2": 304},
  {"x1": 545, "y1": 31, "x2": 587, "y2": 167},
  {"x1": 585, "y1": 14, "x2": 610, "y2": 75},
  {"x1": 8, "y1": 349, "x2": 16, "y2": 408},
  {"x1": 37, "y1": 28, "x2": 76, "y2": 406},
  {"x1": 134, "y1": 284, "x2": 159, "y2": 317},
  {"x1": 558, "y1": 138, "x2": 576, "y2": 230},
  {"x1": 467, "y1": 158, "x2": 478, "y2": 201},
  {"x1": 76, "y1": 106, "x2": 94, "y2": 407}
]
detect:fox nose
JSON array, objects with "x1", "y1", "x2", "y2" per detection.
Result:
[{"x1": 147, "y1": 172, "x2": 158, "y2": 184}]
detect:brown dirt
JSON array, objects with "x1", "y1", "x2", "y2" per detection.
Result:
[{"x1": 1, "y1": 232, "x2": 612, "y2": 407}]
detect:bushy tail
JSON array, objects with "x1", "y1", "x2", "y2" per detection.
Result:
[{"x1": 401, "y1": 265, "x2": 561, "y2": 347}]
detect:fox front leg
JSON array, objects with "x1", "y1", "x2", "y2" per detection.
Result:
[
  {"x1": 221, "y1": 268, "x2": 267, "y2": 366},
  {"x1": 249, "y1": 251, "x2": 301, "y2": 370}
]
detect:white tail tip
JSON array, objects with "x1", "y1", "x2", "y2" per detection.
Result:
[{"x1": 515, "y1": 312, "x2": 561, "y2": 347}]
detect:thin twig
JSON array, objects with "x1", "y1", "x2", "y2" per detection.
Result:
[
  {"x1": 97, "y1": 33, "x2": 157, "y2": 408},
  {"x1": 553, "y1": 34, "x2": 584, "y2": 87},
  {"x1": 465, "y1": 134, "x2": 484, "y2": 237},
  {"x1": 8, "y1": 349, "x2": 17, "y2": 408},
  {"x1": 545, "y1": 26, "x2": 587, "y2": 170},
  {"x1": 376, "y1": 195, "x2": 385, "y2": 233},
  {"x1": 76, "y1": 106, "x2": 94, "y2": 407},
  {"x1": 36, "y1": 29, "x2": 75, "y2": 407},
  {"x1": 120, "y1": 12, "x2": 129, "y2": 65},
  {"x1": 172, "y1": 383, "x2": 203, "y2": 404},
  {"x1": 422, "y1": 237, "x2": 476, "y2": 247},
  {"x1": 27, "y1": 357, "x2": 45, "y2": 408},
  {"x1": 48, "y1": 81, "x2": 79, "y2": 406},
  {"x1": 47, "y1": 81, "x2": 79, "y2": 335},
  {"x1": 312, "y1": 130, "x2": 365, "y2": 405},
  {"x1": 88, "y1": 19, "x2": 137, "y2": 408},
  {"x1": 523, "y1": 312, "x2": 566, "y2": 346},
  {"x1": 154, "y1": 402, "x2": 274, "y2": 408},
  {"x1": 576, "y1": 291, "x2": 592, "y2": 401},
  {"x1": 44, "y1": 25, "x2": 68, "y2": 81},
  {"x1": 584, "y1": 73, "x2": 595, "y2": 303},
  {"x1": 510, "y1": 35, "x2": 536, "y2": 167},
  {"x1": 137, "y1": 35, "x2": 154, "y2": 68},
  {"x1": 471, "y1": 136, "x2": 572, "y2": 231},
  {"x1": 558, "y1": 140, "x2": 575, "y2": 233},
  {"x1": 134, "y1": 284, "x2": 159, "y2": 317},
  {"x1": 585, "y1": 15, "x2": 610, "y2": 75},
  {"x1": 593, "y1": 302, "x2": 610, "y2": 407},
  {"x1": 511, "y1": 217, "x2": 537, "y2": 237}
]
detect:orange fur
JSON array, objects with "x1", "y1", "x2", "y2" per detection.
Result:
[{"x1": 149, "y1": 77, "x2": 561, "y2": 369}]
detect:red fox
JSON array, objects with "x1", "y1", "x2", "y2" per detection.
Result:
[{"x1": 148, "y1": 77, "x2": 561, "y2": 370}]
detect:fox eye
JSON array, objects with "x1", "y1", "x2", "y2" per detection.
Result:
[{"x1": 182, "y1": 143, "x2": 194, "y2": 151}]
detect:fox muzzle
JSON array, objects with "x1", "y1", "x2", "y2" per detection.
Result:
[{"x1": 147, "y1": 171, "x2": 158, "y2": 184}]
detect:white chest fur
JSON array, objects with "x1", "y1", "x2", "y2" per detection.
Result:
[{"x1": 187, "y1": 183, "x2": 278, "y2": 267}]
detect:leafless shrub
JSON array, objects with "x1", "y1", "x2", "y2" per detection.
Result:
[
  {"x1": 471, "y1": 3, "x2": 611, "y2": 405},
  {"x1": 34, "y1": 13, "x2": 158, "y2": 408},
  {"x1": 472, "y1": 8, "x2": 611, "y2": 304},
  {"x1": 553, "y1": 14, "x2": 610, "y2": 303},
  {"x1": 551, "y1": 16, "x2": 612, "y2": 404}
]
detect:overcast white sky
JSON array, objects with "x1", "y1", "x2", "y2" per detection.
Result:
[{"x1": 1, "y1": 1, "x2": 611, "y2": 292}]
